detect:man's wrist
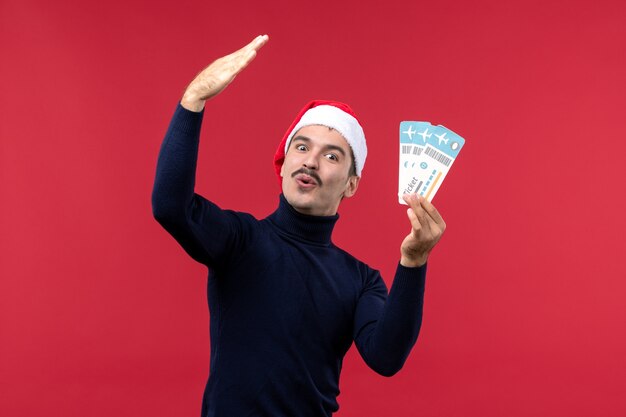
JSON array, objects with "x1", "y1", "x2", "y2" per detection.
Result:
[
  {"x1": 400, "y1": 254, "x2": 427, "y2": 268},
  {"x1": 181, "y1": 90, "x2": 205, "y2": 112}
]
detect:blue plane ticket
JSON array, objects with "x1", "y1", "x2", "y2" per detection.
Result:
[{"x1": 398, "y1": 121, "x2": 465, "y2": 204}]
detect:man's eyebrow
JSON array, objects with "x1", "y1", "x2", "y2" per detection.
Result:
[
  {"x1": 291, "y1": 135, "x2": 346, "y2": 156},
  {"x1": 323, "y1": 144, "x2": 346, "y2": 156},
  {"x1": 292, "y1": 135, "x2": 311, "y2": 144}
]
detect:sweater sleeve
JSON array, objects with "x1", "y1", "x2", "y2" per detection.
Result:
[
  {"x1": 151, "y1": 104, "x2": 253, "y2": 269},
  {"x1": 352, "y1": 263, "x2": 427, "y2": 377}
]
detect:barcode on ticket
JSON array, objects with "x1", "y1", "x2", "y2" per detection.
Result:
[
  {"x1": 424, "y1": 147, "x2": 452, "y2": 167},
  {"x1": 401, "y1": 145, "x2": 423, "y2": 156}
]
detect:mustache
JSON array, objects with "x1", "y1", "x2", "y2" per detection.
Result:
[{"x1": 291, "y1": 168, "x2": 323, "y2": 187}]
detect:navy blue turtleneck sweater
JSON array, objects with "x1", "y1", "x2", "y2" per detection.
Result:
[{"x1": 152, "y1": 104, "x2": 427, "y2": 417}]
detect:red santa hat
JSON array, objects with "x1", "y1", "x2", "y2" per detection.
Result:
[{"x1": 273, "y1": 100, "x2": 367, "y2": 183}]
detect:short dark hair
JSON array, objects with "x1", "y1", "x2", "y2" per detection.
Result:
[{"x1": 348, "y1": 147, "x2": 356, "y2": 177}]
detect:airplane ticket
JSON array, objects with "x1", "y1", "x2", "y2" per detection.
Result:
[{"x1": 398, "y1": 121, "x2": 465, "y2": 204}]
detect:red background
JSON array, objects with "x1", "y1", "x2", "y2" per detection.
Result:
[{"x1": 2, "y1": 0, "x2": 626, "y2": 416}]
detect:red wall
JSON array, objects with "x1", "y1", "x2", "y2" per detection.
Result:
[{"x1": 2, "y1": 0, "x2": 625, "y2": 416}]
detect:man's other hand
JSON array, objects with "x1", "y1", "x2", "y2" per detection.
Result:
[
  {"x1": 181, "y1": 34, "x2": 269, "y2": 112},
  {"x1": 400, "y1": 193, "x2": 446, "y2": 268}
]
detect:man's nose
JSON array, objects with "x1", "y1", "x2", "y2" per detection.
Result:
[{"x1": 303, "y1": 153, "x2": 319, "y2": 170}]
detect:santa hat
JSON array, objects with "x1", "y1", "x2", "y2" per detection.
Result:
[{"x1": 273, "y1": 100, "x2": 367, "y2": 183}]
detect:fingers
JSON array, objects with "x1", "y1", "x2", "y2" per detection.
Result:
[
  {"x1": 402, "y1": 193, "x2": 431, "y2": 235},
  {"x1": 419, "y1": 196, "x2": 446, "y2": 231},
  {"x1": 402, "y1": 193, "x2": 446, "y2": 235},
  {"x1": 226, "y1": 34, "x2": 269, "y2": 76},
  {"x1": 242, "y1": 34, "x2": 270, "y2": 52},
  {"x1": 233, "y1": 34, "x2": 269, "y2": 61},
  {"x1": 400, "y1": 193, "x2": 446, "y2": 266},
  {"x1": 250, "y1": 34, "x2": 269, "y2": 52}
]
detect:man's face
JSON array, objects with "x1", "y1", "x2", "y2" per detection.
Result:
[{"x1": 280, "y1": 125, "x2": 360, "y2": 216}]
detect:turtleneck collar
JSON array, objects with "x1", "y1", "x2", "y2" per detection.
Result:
[{"x1": 267, "y1": 194, "x2": 339, "y2": 245}]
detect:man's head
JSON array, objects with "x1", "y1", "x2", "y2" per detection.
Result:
[{"x1": 273, "y1": 100, "x2": 367, "y2": 216}]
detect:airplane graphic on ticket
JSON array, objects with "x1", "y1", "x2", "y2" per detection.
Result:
[{"x1": 399, "y1": 121, "x2": 465, "y2": 204}]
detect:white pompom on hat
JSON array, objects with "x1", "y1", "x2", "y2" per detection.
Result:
[{"x1": 273, "y1": 100, "x2": 367, "y2": 183}]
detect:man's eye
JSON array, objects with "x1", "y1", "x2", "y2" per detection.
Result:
[
  {"x1": 325, "y1": 153, "x2": 338, "y2": 161},
  {"x1": 296, "y1": 144, "x2": 307, "y2": 151}
]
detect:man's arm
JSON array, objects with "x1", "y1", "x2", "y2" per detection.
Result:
[
  {"x1": 151, "y1": 35, "x2": 269, "y2": 266},
  {"x1": 353, "y1": 263, "x2": 426, "y2": 376},
  {"x1": 353, "y1": 194, "x2": 445, "y2": 376}
]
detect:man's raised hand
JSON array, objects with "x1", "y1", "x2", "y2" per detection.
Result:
[
  {"x1": 400, "y1": 193, "x2": 446, "y2": 268},
  {"x1": 181, "y1": 34, "x2": 269, "y2": 112}
]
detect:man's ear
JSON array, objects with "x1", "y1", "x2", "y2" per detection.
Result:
[
  {"x1": 343, "y1": 176, "x2": 360, "y2": 199},
  {"x1": 280, "y1": 162, "x2": 285, "y2": 178}
]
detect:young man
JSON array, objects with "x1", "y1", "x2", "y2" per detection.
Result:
[{"x1": 152, "y1": 35, "x2": 446, "y2": 417}]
